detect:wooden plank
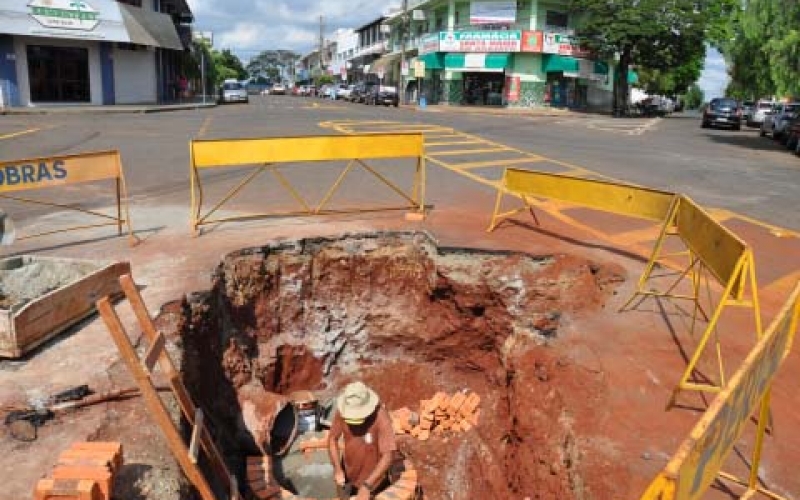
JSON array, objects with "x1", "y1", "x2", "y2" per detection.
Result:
[
  {"x1": 0, "y1": 261, "x2": 131, "y2": 358},
  {"x1": 143, "y1": 332, "x2": 165, "y2": 374},
  {"x1": 189, "y1": 408, "x2": 204, "y2": 464},
  {"x1": 96, "y1": 297, "x2": 218, "y2": 500},
  {"x1": 120, "y1": 274, "x2": 176, "y2": 376}
]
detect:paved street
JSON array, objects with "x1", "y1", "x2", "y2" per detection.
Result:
[
  {"x1": 2, "y1": 97, "x2": 800, "y2": 500},
  {"x1": 2, "y1": 95, "x2": 798, "y2": 232}
]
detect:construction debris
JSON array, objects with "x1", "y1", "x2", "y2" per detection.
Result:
[{"x1": 390, "y1": 391, "x2": 481, "y2": 441}]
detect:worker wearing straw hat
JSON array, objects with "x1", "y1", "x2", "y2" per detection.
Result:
[{"x1": 328, "y1": 381, "x2": 397, "y2": 499}]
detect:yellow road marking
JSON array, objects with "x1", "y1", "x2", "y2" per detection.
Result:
[
  {"x1": 427, "y1": 140, "x2": 486, "y2": 147},
  {"x1": 428, "y1": 147, "x2": 511, "y2": 156},
  {"x1": 455, "y1": 157, "x2": 544, "y2": 170},
  {"x1": 197, "y1": 115, "x2": 213, "y2": 137},
  {"x1": 320, "y1": 118, "x2": 800, "y2": 258},
  {"x1": 0, "y1": 127, "x2": 41, "y2": 140}
]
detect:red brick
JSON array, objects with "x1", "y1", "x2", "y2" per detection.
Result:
[
  {"x1": 34, "y1": 478, "x2": 104, "y2": 500},
  {"x1": 51, "y1": 466, "x2": 113, "y2": 499}
]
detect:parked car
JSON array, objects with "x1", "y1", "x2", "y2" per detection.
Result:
[
  {"x1": 701, "y1": 97, "x2": 741, "y2": 130},
  {"x1": 747, "y1": 100, "x2": 775, "y2": 127},
  {"x1": 760, "y1": 102, "x2": 800, "y2": 141},
  {"x1": 218, "y1": 80, "x2": 249, "y2": 104},
  {"x1": 350, "y1": 82, "x2": 374, "y2": 103},
  {"x1": 271, "y1": 83, "x2": 286, "y2": 95},
  {"x1": 365, "y1": 85, "x2": 400, "y2": 107},
  {"x1": 338, "y1": 84, "x2": 355, "y2": 101},
  {"x1": 784, "y1": 115, "x2": 800, "y2": 150},
  {"x1": 741, "y1": 100, "x2": 755, "y2": 122}
]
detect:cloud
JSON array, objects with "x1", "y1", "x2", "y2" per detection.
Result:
[
  {"x1": 697, "y1": 47, "x2": 730, "y2": 100},
  {"x1": 185, "y1": 0, "x2": 398, "y2": 60}
]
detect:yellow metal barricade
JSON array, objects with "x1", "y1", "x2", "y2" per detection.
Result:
[
  {"x1": 487, "y1": 168, "x2": 677, "y2": 232},
  {"x1": 640, "y1": 282, "x2": 800, "y2": 500},
  {"x1": 189, "y1": 133, "x2": 426, "y2": 235},
  {"x1": 625, "y1": 196, "x2": 762, "y2": 406},
  {"x1": 0, "y1": 150, "x2": 135, "y2": 244},
  {"x1": 488, "y1": 168, "x2": 763, "y2": 404}
]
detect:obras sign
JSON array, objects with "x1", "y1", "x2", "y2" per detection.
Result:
[{"x1": 29, "y1": 0, "x2": 100, "y2": 31}]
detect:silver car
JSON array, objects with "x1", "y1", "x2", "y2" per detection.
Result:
[
  {"x1": 219, "y1": 81, "x2": 249, "y2": 104},
  {"x1": 748, "y1": 100, "x2": 774, "y2": 127}
]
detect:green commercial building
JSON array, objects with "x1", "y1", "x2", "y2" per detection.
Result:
[{"x1": 384, "y1": 0, "x2": 630, "y2": 110}]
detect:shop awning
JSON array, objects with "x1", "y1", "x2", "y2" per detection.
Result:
[
  {"x1": 119, "y1": 4, "x2": 183, "y2": 50},
  {"x1": 444, "y1": 53, "x2": 510, "y2": 72},
  {"x1": 419, "y1": 52, "x2": 444, "y2": 70},
  {"x1": 369, "y1": 52, "x2": 401, "y2": 75},
  {"x1": 542, "y1": 54, "x2": 579, "y2": 73}
]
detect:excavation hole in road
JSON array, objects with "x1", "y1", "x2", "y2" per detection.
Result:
[{"x1": 173, "y1": 231, "x2": 625, "y2": 499}]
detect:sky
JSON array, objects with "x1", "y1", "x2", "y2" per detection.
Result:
[
  {"x1": 186, "y1": 0, "x2": 730, "y2": 96},
  {"x1": 698, "y1": 47, "x2": 730, "y2": 100},
  {"x1": 185, "y1": 0, "x2": 398, "y2": 60}
]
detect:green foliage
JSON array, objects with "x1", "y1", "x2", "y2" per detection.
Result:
[
  {"x1": 567, "y1": 0, "x2": 726, "y2": 112},
  {"x1": 315, "y1": 75, "x2": 334, "y2": 86},
  {"x1": 723, "y1": 0, "x2": 800, "y2": 99},
  {"x1": 246, "y1": 50, "x2": 300, "y2": 82},
  {"x1": 213, "y1": 49, "x2": 247, "y2": 83},
  {"x1": 683, "y1": 84, "x2": 705, "y2": 109}
]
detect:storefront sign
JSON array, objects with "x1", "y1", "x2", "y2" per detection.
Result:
[
  {"x1": 414, "y1": 60, "x2": 426, "y2": 79},
  {"x1": 419, "y1": 33, "x2": 440, "y2": 55},
  {"x1": 542, "y1": 32, "x2": 590, "y2": 57},
  {"x1": 469, "y1": 1, "x2": 516, "y2": 25},
  {"x1": 29, "y1": 0, "x2": 100, "y2": 31},
  {"x1": 521, "y1": 31, "x2": 543, "y2": 53},
  {"x1": 505, "y1": 75, "x2": 521, "y2": 102},
  {"x1": 439, "y1": 31, "x2": 521, "y2": 53}
]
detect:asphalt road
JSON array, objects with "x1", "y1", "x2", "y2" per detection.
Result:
[{"x1": 1, "y1": 95, "x2": 799, "y2": 231}]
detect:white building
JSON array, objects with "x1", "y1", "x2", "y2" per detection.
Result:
[{"x1": 0, "y1": 0, "x2": 192, "y2": 107}]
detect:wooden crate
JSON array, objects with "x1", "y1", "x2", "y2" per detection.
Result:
[{"x1": 0, "y1": 256, "x2": 131, "y2": 358}]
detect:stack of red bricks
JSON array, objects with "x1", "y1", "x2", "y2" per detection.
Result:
[
  {"x1": 391, "y1": 391, "x2": 481, "y2": 441},
  {"x1": 246, "y1": 455, "x2": 282, "y2": 500},
  {"x1": 33, "y1": 442, "x2": 123, "y2": 500}
]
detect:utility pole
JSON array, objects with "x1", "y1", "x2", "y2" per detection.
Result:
[
  {"x1": 319, "y1": 15, "x2": 325, "y2": 75},
  {"x1": 398, "y1": 0, "x2": 409, "y2": 104}
]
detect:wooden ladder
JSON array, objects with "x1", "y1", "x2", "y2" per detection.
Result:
[{"x1": 97, "y1": 274, "x2": 240, "y2": 500}]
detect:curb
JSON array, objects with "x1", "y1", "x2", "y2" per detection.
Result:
[{"x1": 0, "y1": 103, "x2": 217, "y2": 116}]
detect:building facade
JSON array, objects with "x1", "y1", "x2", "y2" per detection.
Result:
[
  {"x1": 387, "y1": 0, "x2": 623, "y2": 110},
  {"x1": 0, "y1": 0, "x2": 192, "y2": 107}
]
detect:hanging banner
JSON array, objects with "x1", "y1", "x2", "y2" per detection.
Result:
[
  {"x1": 542, "y1": 32, "x2": 591, "y2": 57},
  {"x1": 419, "y1": 33, "x2": 440, "y2": 55},
  {"x1": 439, "y1": 31, "x2": 521, "y2": 53},
  {"x1": 469, "y1": 1, "x2": 517, "y2": 25},
  {"x1": 521, "y1": 31, "x2": 543, "y2": 53},
  {"x1": 505, "y1": 75, "x2": 521, "y2": 102}
]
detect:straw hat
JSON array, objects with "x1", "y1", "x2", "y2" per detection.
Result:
[{"x1": 337, "y1": 381, "x2": 380, "y2": 422}]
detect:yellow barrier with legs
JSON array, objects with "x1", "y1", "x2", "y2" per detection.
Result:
[
  {"x1": 0, "y1": 150, "x2": 135, "y2": 244},
  {"x1": 628, "y1": 196, "x2": 763, "y2": 407},
  {"x1": 487, "y1": 168, "x2": 677, "y2": 232},
  {"x1": 189, "y1": 133, "x2": 426, "y2": 235},
  {"x1": 641, "y1": 282, "x2": 800, "y2": 500},
  {"x1": 488, "y1": 168, "x2": 762, "y2": 405}
]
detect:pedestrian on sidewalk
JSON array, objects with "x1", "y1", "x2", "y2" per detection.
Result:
[{"x1": 328, "y1": 381, "x2": 397, "y2": 499}]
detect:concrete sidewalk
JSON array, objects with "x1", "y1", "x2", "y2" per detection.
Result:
[
  {"x1": 0, "y1": 102, "x2": 216, "y2": 115},
  {"x1": 404, "y1": 103, "x2": 603, "y2": 118}
]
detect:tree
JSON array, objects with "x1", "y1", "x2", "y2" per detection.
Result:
[
  {"x1": 637, "y1": 55, "x2": 704, "y2": 97},
  {"x1": 721, "y1": 0, "x2": 800, "y2": 100},
  {"x1": 684, "y1": 84, "x2": 705, "y2": 109},
  {"x1": 567, "y1": 0, "x2": 730, "y2": 115},
  {"x1": 214, "y1": 49, "x2": 247, "y2": 82},
  {"x1": 246, "y1": 50, "x2": 300, "y2": 82}
]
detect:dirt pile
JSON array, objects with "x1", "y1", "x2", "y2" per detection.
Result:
[{"x1": 173, "y1": 231, "x2": 626, "y2": 499}]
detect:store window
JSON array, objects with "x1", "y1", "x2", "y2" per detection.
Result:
[
  {"x1": 27, "y1": 45, "x2": 90, "y2": 103},
  {"x1": 545, "y1": 11, "x2": 569, "y2": 30}
]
